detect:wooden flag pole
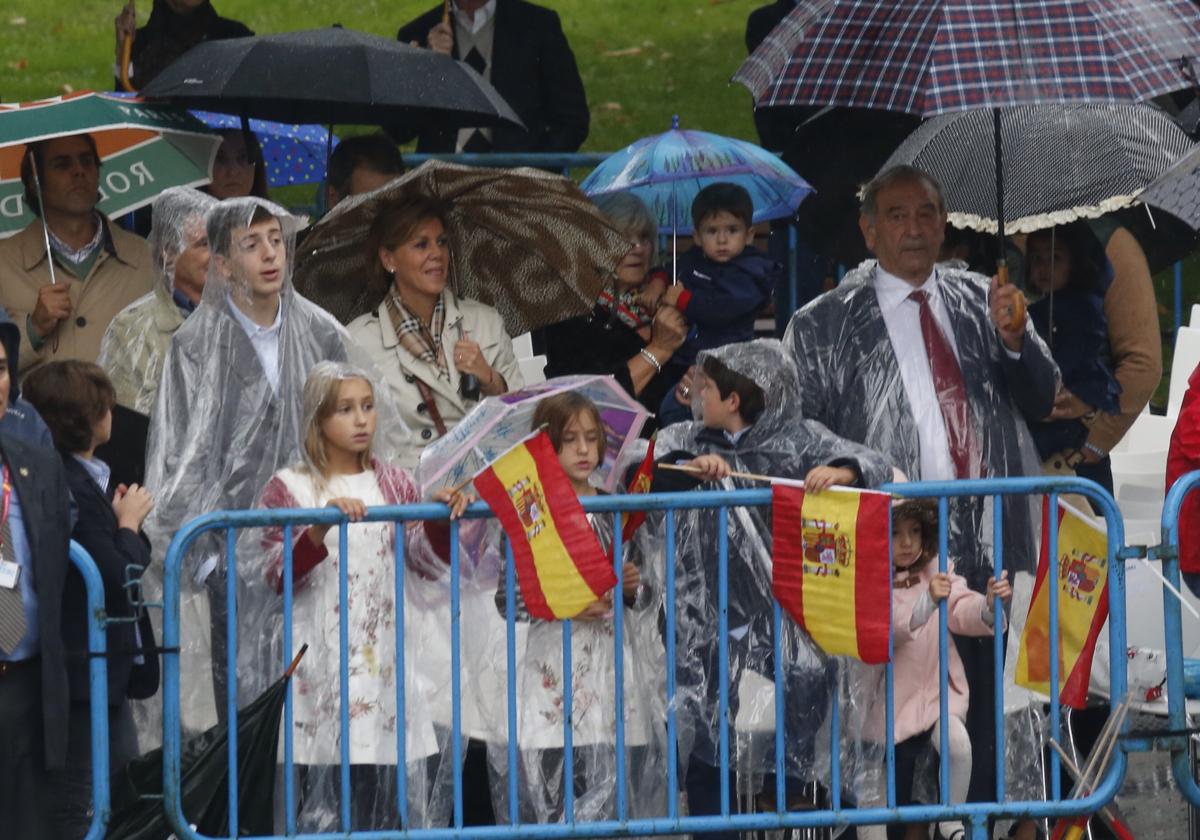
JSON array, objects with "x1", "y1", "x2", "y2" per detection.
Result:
[
  {"x1": 657, "y1": 462, "x2": 778, "y2": 484},
  {"x1": 1047, "y1": 739, "x2": 1132, "y2": 837}
]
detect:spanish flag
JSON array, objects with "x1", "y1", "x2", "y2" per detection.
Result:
[
  {"x1": 771, "y1": 483, "x2": 891, "y2": 664},
  {"x1": 620, "y1": 435, "x2": 656, "y2": 543},
  {"x1": 474, "y1": 431, "x2": 617, "y2": 620},
  {"x1": 1016, "y1": 498, "x2": 1109, "y2": 708}
]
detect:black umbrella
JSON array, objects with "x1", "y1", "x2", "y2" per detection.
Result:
[
  {"x1": 106, "y1": 645, "x2": 307, "y2": 840},
  {"x1": 141, "y1": 27, "x2": 524, "y2": 130}
]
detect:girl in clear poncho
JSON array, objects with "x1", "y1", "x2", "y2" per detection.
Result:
[
  {"x1": 491, "y1": 391, "x2": 669, "y2": 827},
  {"x1": 246, "y1": 361, "x2": 470, "y2": 831}
]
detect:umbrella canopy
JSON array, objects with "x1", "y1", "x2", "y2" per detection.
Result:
[
  {"x1": 735, "y1": 0, "x2": 1200, "y2": 115},
  {"x1": 106, "y1": 661, "x2": 295, "y2": 839},
  {"x1": 0, "y1": 91, "x2": 219, "y2": 238},
  {"x1": 881, "y1": 103, "x2": 1197, "y2": 234},
  {"x1": 579, "y1": 116, "x2": 813, "y2": 235},
  {"x1": 294, "y1": 160, "x2": 632, "y2": 334},
  {"x1": 1137, "y1": 142, "x2": 1200, "y2": 231},
  {"x1": 416, "y1": 375, "x2": 649, "y2": 495},
  {"x1": 141, "y1": 26, "x2": 523, "y2": 130},
  {"x1": 190, "y1": 110, "x2": 339, "y2": 187}
]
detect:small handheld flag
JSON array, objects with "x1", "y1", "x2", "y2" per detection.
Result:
[
  {"x1": 621, "y1": 435, "x2": 656, "y2": 543},
  {"x1": 771, "y1": 483, "x2": 891, "y2": 664},
  {"x1": 1016, "y1": 498, "x2": 1109, "y2": 708},
  {"x1": 474, "y1": 431, "x2": 616, "y2": 620}
]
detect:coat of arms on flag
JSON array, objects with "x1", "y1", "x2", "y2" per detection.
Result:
[
  {"x1": 771, "y1": 483, "x2": 891, "y2": 664},
  {"x1": 1016, "y1": 498, "x2": 1110, "y2": 708},
  {"x1": 474, "y1": 431, "x2": 617, "y2": 620}
]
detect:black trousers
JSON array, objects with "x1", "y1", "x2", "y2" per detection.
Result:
[
  {"x1": 50, "y1": 701, "x2": 140, "y2": 839},
  {"x1": 0, "y1": 660, "x2": 54, "y2": 840}
]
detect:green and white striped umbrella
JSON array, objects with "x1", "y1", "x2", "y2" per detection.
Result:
[{"x1": 0, "y1": 91, "x2": 219, "y2": 237}]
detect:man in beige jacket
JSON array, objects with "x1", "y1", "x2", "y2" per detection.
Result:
[{"x1": 0, "y1": 133, "x2": 154, "y2": 374}]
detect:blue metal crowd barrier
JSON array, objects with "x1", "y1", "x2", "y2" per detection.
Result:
[
  {"x1": 70, "y1": 539, "x2": 113, "y2": 840},
  {"x1": 1158, "y1": 469, "x2": 1200, "y2": 808},
  {"x1": 158, "y1": 474, "x2": 1135, "y2": 840}
]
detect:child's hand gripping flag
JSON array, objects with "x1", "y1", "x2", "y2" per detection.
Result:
[
  {"x1": 1016, "y1": 497, "x2": 1110, "y2": 708},
  {"x1": 474, "y1": 430, "x2": 617, "y2": 620},
  {"x1": 771, "y1": 482, "x2": 891, "y2": 664}
]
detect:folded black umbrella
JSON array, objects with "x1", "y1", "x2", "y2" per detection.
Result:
[
  {"x1": 94, "y1": 403, "x2": 149, "y2": 489},
  {"x1": 141, "y1": 26, "x2": 523, "y2": 130},
  {"x1": 107, "y1": 646, "x2": 306, "y2": 840}
]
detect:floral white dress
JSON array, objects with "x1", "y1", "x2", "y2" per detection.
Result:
[{"x1": 257, "y1": 464, "x2": 446, "y2": 767}]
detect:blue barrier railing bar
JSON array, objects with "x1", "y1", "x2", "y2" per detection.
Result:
[
  {"x1": 160, "y1": 475, "x2": 1130, "y2": 839},
  {"x1": 504, "y1": 537, "x2": 520, "y2": 825},
  {"x1": 450, "y1": 520, "x2": 465, "y2": 830},
  {"x1": 716, "y1": 504, "x2": 730, "y2": 818},
  {"x1": 395, "y1": 520, "x2": 409, "y2": 828},
  {"x1": 936, "y1": 495, "x2": 951, "y2": 806},
  {"x1": 225, "y1": 526, "x2": 239, "y2": 839},
  {"x1": 611, "y1": 511, "x2": 627, "y2": 822},
  {"x1": 992, "y1": 494, "x2": 1006, "y2": 802},
  {"x1": 1160, "y1": 469, "x2": 1200, "y2": 807},
  {"x1": 283, "y1": 523, "x2": 297, "y2": 835},
  {"x1": 1047, "y1": 492, "x2": 1062, "y2": 803},
  {"x1": 72, "y1": 540, "x2": 112, "y2": 840},
  {"x1": 663, "y1": 509, "x2": 679, "y2": 821},
  {"x1": 338, "y1": 521, "x2": 352, "y2": 831}
]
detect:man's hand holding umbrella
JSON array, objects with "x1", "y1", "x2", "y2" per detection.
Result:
[
  {"x1": 30, "y1": 283, "x2": 72, "y2": 343},
  {"x1": 989, "y1": 274, "x2": 1026, "y2": 354}
]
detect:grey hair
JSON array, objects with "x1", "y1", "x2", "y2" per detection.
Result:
[
  {"x1": 592, "y1": 192, "x2": 659, "y2": 267},
  {"x1": 859, "y1": 165, "x2": 947, "y2": 220}
]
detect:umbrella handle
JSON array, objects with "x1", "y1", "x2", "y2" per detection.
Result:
[
  {"x1": 283, "y1": 643, "x2": 309, "y2": 679},
  {"x1": 119, "y1": 33, "x2": 136, "y2": 93},
  {"x1": 995, "y1": 260, "x2": 1026, "y2": 326},
  {"x1": 442, "y1": 0, "x2": 451, "y2": 27}
]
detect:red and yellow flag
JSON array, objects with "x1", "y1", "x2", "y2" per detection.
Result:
[
  {"x1": 1016, "y1": 498, "x2": 1109, "y2": 709},
  {"x1": 771, "y1": 484, "x2": 891, "y2": 664},
  {"x1": 620, "y1": 435, "x2": 656, "y2": 543},
  {"x1": 474, "y1": 431, "x2": 616, "y2": 620}
]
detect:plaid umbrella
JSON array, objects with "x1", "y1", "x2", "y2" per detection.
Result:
[
  {"x1": 734, "y1": 0, "x2": 1200, "y2": 297},
  {"x1": 735, "y1": 0, "x2": 1200, "y2": 115},
  {"x1": 293, "y1": 160, "x2": 632, "y2": 334},
  {"x1": 882, "y1": 103, "x2": 1196, "y2": 234}
]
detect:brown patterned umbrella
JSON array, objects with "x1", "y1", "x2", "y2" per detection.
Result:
[{"x1": 293, "y1": 160, "x2": 632, "y2": 334}]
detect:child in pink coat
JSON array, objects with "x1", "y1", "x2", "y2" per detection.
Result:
[{"x1": 880, "y1": 499, "x2": 1012, "y2": 840}]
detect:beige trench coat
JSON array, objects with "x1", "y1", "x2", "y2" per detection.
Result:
[
  {"x1": 97, "y1": 281, "x2": 185, "y2": 415},
  {"x1": 347, "y1": 291, "x2": 524, "y2": 470},
  {"x1": 0, "y1": 218, "x2": 154, "y2": 373}
]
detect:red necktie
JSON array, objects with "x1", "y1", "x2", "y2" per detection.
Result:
[{"x1": 909, "y1": 289, "x2": 979, "y2": 479}]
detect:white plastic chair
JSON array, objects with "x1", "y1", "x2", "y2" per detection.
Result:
[{"x1": 517, "y1": 355, "x2": 546, "y2": 385}]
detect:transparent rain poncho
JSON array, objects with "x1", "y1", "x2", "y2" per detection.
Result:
[
  {"x1": 97, "y1": 186, "x2": 216, "y2": 415},
  {"x1": 642, "y1": 339, "x2": 894, "y2": 808},
  {"x1": 236, "y1": 361, "x2": 460, "y2": 831},
  {"x1": 784, "y1": 259, "x2": 1058, "y2": 589},
  {"x1": 141, "y1": 197, "x2": 411, "y2": 753},
  {"x1": 474, "y1": 457, "x2": 671, "y2": 829},
  {"x1": 783, "y1": 260, "x2": 1060, "y2": 813}
]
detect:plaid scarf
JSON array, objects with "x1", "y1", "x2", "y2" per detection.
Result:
[
  {"x1": 596, "y1": 286, "x2": 652, "y2": 331},
  {"x1": 385, "y1": 292, "x2": 449, "y2": 379}
]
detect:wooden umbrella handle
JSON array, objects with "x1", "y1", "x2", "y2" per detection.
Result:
[
  {"x1": 119, "y1": 32, "x2": 136, "y2": 93},
  {"x1": 442, "y1": 0, "x2": 451, "y2": 27},
  {"x1": 996, "y1": 261, "x2": 1026, "y2": 326}
]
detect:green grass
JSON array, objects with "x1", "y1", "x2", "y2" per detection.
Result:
[{"x1": 0, "y1": 0, "x2": 759, "y2": 150}]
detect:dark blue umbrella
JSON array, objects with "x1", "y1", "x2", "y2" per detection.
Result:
[
  {"x1": 580, "y1": 116, "x2": 813, "y2": 235},
  {"x1": 190, "y1": 110, "x2": 339, "y2": 187}
]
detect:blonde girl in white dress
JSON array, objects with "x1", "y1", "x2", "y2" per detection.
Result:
[{"x1": 248, "y1": 361, "x2": 472, "y2": 832}]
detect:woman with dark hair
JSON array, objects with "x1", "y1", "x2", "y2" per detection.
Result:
[
  {"x1": 1024, "y1": 222, "x2": 1123, "y2": 492},
  {"x1": 347, "y1": 195, "x2": 522, "y2": 469},
  {"x1": 21, "y1": 360, "x2": 157, "y2": 837},
  {"x1": 204, "y1": 129, "x2": 270, "y2": 200}
]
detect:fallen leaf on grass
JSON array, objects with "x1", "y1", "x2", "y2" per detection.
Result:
[
  {"x1": 660, "y1": 51, "x2": 673, "y2": 61},
  {"x1": 8, "y1": 58, "x2": 27, "y2": 71},
  {"x1": 9, "y1": 16, "x2": 27, "y2": 26},
  {"x1": 601, "y1": 102, "x2": 623, "y2": 111},
  {"x1": 60, "y1": 83, "x2": 74, "y2": 94},
  {"x1": 603, "y1": 46, "x2": 642, "y2": 57}
]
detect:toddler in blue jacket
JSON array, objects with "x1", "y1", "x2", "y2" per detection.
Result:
[{"x1": 651, "y1": 183, "x2": 779, "y2": 423}]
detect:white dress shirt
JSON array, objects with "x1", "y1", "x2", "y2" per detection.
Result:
[
  {"x1": 874, "y1": 266, "x2": 962, "y2": 482},
  {"x1": 454, "y1": 0, "x2": 497, "y2": 34},
  {"x1": 227, "y1": 295, "x2": 284, "y2": 394}
]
